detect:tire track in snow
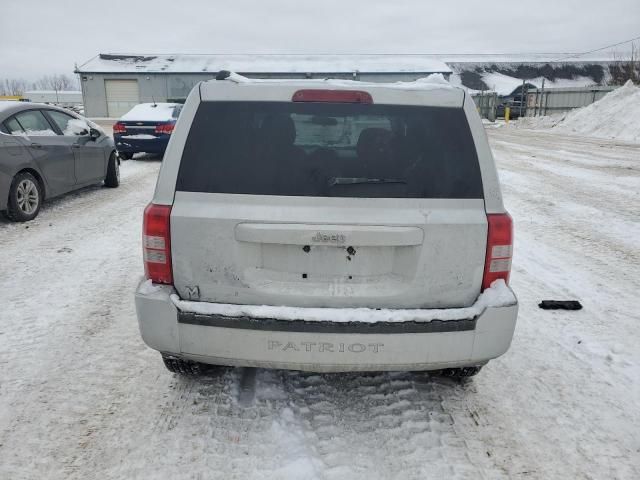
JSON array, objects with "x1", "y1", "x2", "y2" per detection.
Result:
[{"x1": 275, "y1": 371, "x2": 496, "y2": 480}]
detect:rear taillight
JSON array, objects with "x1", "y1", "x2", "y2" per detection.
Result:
[
  {"x1": 292, "y1": 89, "x2": 373, "y2": 103},
  {"x1": 482, "y1": 213, "x2": 513, "y2": 291},
  {"x1": 113, "y1": 122, "x2": 126, "y2": 134},
  {"x1": 155, "y1": 123, "x2": 175, "y2": 134},
  {"x1": 143, "y1": 203, "x2": 173, "y2": 284}
]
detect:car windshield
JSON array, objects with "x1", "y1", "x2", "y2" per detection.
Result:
[{"x1": 176, "y1": 101, "x2": 483, "y2": 198}]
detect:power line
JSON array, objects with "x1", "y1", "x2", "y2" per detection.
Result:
[{"x1": 555, "y1": 34, "x2": 640, "y2": 61}]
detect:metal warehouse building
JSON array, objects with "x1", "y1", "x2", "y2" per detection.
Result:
[{"x1": 75, "y1": 54, "x2": 452, "y2": 117}]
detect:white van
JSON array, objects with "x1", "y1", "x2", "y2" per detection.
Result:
[{"x1": 135, "y1": 72, "x2": 518, "y2": 376}]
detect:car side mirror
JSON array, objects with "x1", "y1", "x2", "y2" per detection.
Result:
[{"x1": 89, "y1": 128, "x2": 101, "y2": 140}]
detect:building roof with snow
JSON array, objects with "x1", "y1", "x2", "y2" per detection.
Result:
[{"x1": 76, "y1": 53, "x2": 453, "y2": 75}]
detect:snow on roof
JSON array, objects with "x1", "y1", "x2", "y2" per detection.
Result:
[
  {"x1": 481, "y1": 72, "x2": 597, "y2": 96},
  {"x1": 76, "y1": 53, "x2": 452, "y2": 74},
  {"x1": 120, "y1": 103, "x2": 179, "y2": 121}
]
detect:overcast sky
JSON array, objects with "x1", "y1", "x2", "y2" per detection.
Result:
[{"x1": 1, "y1": 0, "x2": 639, "y2": 80}]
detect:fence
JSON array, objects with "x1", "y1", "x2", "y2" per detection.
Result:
[
  {"x1": 525, "y1": 86, "x2": 616, "y2": 117},
  {"x1": 471, "y1": 91, "x2": 498, "y2": 121}
]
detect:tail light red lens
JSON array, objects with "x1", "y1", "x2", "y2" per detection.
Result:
[
  {"x1": 292, "y1": 89, "x2": 373, "y2": 104},
  {"x1": 155, "y1": 123, "x2": 175, "y2": 134},
  {"x1": 113, "y1": 122, "x2": 126, "y2": 134},
  {"x1": 143, "y1": 203, "x2": 173, "y2": 284},
  {"x1": 482, "y1": 213, "x2": 513, "y2": 291}
]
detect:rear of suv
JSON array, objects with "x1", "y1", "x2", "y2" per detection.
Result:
[{"x1": 135, "y1": 72, "x2": 518, "y2": 376}]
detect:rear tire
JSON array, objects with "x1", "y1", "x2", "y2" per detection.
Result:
[
  {"x1": 104, "y1": 152, "x2": 120, "y2": 188},
  {"x1": 438, "y1": 366, "x2": 483, "y2": 379},
  {"x1": 118, "y1": 152, "x2": 133, "y2": 160},
  {"x1": 162, "y1": 355, "x2": 204, "y2": 376},
  {"x1": 6, "y1": 171, "x2": 42, "y2": 222}
]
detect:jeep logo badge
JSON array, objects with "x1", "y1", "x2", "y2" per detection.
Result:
[{"x1": 311, "y1": 232, "x2": 346, "y2": 244}]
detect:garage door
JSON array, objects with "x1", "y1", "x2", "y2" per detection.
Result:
[{"x1": 105, "y1": 80, "x2": 140, "y2": 117}]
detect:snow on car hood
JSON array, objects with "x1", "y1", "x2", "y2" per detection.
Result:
[{"x1": 168, "y1": 280, "x2": 516, "y2": 323}]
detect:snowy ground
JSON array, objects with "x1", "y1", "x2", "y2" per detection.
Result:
[{"x1": 0, "y1": 129, "x2": 638, "y2": 479}]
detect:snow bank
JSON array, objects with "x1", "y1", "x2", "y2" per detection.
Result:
[
  {"x1": 515, "y1": 81, "x2": 640, "y2": 142},
  {"x1": 553, "y1": 80, "x2": 640, "y2": 142},
  {"x1": 171, "y1": 280, "x2": 516, "y2": 323}
]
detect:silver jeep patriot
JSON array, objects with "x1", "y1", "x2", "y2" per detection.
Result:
[{"x1": 135, "y1": 72, "x2": 518, "y2": 376}]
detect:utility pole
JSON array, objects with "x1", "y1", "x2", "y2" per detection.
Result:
[{"x1": 538, "y1": 79, "x2": 545, "y2": 117}]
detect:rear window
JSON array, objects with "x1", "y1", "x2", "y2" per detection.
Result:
[{"x1": 176, "y1": 102, "x2": 483, "y2": 198}]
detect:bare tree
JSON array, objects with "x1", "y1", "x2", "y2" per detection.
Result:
[
  {"x1": 611, "y1": 42, "x2": 639, "y2": 85},
  {"x1": 33, "y1": 74, "x2": 78, "y2": 91},
  {"x1": 0, "y1": 78, "x2": 27, "y2": 95}
]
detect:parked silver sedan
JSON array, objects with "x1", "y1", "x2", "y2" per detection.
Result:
[{"x1": 0, "y1": 101, "x2": 119, "y2": 222}]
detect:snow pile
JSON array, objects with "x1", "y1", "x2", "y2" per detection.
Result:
[
  {"x1": 171, "y1": 280, "x2": 516, "y2": 323},
  {"x1": 553, "y1": 80, "x2": 640, "y2": 142},
  {"x1": 515, "y1": 81, "x2": 640, "y2": 142},
  {"x1": 415, "y1": 73, "x2": 450, "y2": 85},
  {"x1": 120, "y1": 103, "x2": 178, "y2": 121}
]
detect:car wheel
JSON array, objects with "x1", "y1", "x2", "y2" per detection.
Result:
[
  {"x1": 104, "y1": 152, "x2": 120, "y2": 188},
  {"x1": 161, "y1": 354, "x2": 205, "y2": 376},
  {"x1": 6, "y1": 172, "x2": 42, "y2": 222},
  {"x1": 118, "y1": 152, "x2": 133, "y2": 160}
]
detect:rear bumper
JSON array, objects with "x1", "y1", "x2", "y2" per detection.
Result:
[
  {"x1": 114, "y1": 134, "x2": 169, "y2": 153},
  {"x1": 135, "y1": 281, "x2": 518, "y2": 372}
]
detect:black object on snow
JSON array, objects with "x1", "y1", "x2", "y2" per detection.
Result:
[{"x1": 538, "y1": 300, "x2": 583, "y2": 310}]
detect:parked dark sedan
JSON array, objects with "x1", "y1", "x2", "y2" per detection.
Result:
[
  {"x1": 0, "y1": 101, "x2": 119, "y2": 222},
  {"x1": 113, "y1": 103, "x2": 182, "y2": 159}
]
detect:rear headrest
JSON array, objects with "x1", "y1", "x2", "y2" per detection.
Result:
[
  {"x1": 356, "y1": 128, "x2": 393, "y2": 160},
  {"x1": 260, "y1": 114, "x2": 296, "y2": 146}
]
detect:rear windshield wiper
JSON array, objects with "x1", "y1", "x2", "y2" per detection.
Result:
[{"x1": 328, "y1": 177, "x2": 407, "y2": 187}]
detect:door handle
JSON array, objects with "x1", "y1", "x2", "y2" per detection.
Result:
[
  {"x1": 71, "y1": 144, "x2": 81, "y2": 149},
  {"x1": 30, "y1": 143, "x2": 43, "y2": 149}
]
